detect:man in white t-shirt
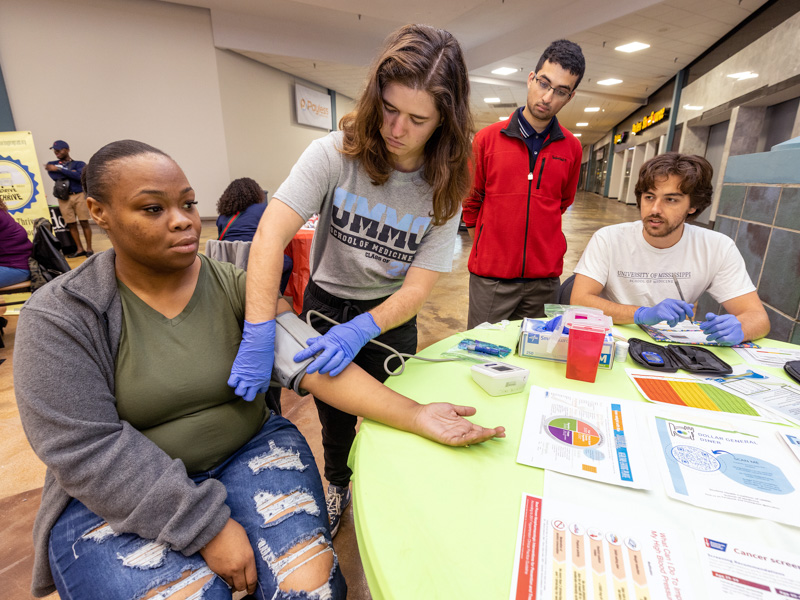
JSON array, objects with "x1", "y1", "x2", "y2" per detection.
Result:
[{"x1": 572, "y1": 153, "x2": 770, "y2": 345}]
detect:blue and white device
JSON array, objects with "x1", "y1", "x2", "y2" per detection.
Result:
[{"x1": 470, "y1": 361, "x2": 529, "y2": 396}]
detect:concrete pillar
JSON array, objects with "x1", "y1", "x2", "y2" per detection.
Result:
[
  {"x1": 625, "y1": 145, "x2": 646, "y2": 205},
  {"x1": 619, "y1": 148, "x2": 631, "y2": 202},
  {"x1": 710, "y1": 106, "x2": 767, "y2": 221},
  {"x1": 644, "y1": 139, "x2": 656, "y2": 162},
  {"x1": 678, "y1": 124, "x2": 709, "y2": 155},
  {"x1": 608, "y1": 150, "x2": 624, "y2": 199},
  {"x1": 657, "y1": 134, "x2": 667, "y2": 156}
]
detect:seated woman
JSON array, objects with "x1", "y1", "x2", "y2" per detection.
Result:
[
  {"x1": 0, "y1": 198, "x2": 33, "y2": 287},
  {"x1": 14, "y1": 140, "x2": 504, "y2": 600},
  {"x1": 216, "y1": 177, "x2": 292, "y2": 295}
]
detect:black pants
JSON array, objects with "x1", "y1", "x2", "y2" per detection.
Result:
[{"x1": 301, "y1": 280, "x2": 418, "y2": 488}]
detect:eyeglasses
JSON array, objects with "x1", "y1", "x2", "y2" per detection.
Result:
[{"x1": 533, "y1": 75, "x2": 571, "y2": 100}]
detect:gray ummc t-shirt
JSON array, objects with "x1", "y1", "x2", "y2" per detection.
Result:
[
  {"x1": 115, "y1": 256, "x2": 268, "y2": 474},
  {"x1": 273, "y1": 131, "x2": 462, "y2": 300}
]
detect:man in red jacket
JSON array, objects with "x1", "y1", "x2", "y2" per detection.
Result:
[{"x1": 463, "y1": 39, "x2": 584, "y2": 328}]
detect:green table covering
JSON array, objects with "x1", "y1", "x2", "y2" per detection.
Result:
[{"x1": 348, "y1": 323, "x2": 799, "y2": 599}]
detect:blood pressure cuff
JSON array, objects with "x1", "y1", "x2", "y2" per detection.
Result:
[
  {"x1": 629, "y1": 338, "x2": 732, "y2": 375},
  {"x1": 272, "y1": 310, "x2": 319, "y2": 396}
]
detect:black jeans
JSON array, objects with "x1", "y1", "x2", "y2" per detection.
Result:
[{"x1": 301, "y1": 280, "x2": 418, "y2": 488}]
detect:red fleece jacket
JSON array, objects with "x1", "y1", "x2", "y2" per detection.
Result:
[{"x1": 463, "y1": 111, "x2": 581, "y2": 280}]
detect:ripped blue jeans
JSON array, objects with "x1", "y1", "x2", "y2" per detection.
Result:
[{"x1": 48, "y1": 415, "x2": 346, "y2": 600}]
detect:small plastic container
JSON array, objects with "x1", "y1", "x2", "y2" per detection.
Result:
[
  {"x1": 563, "y1": 309, "x2": 612, "y2": 383},
  {"x1": 614, "y1": 340, "x2": 629, "y2": 363}
]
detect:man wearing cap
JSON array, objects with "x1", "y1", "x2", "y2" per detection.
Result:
[{"x1": 45, "y1": 140, "x2": 93, "y2": 257}]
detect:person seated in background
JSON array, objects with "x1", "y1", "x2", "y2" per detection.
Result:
[
  {"x1": 0, "y1": 198, "x2": 33, "y2": 287},
  {"x1": 216, "y1": 177, "x2": 268, "y2": 241},
  {"x1": 571, "y1": 152, "x2": 770, "y2": 345},
  {"x1": 14, "y1": 140, "x2": 504, "y2": 600},
  {"x1": 216, "y1": 176, "x2": 293, "y2": 294}
]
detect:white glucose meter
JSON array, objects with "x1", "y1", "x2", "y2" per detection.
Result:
[{"x1": 470, "y1": 361, "x2": 529, "y2": 396}]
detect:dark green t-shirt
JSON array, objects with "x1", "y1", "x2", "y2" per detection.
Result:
[{"x1": 115, "y1": 255, "x2": 268, "y2": 474}]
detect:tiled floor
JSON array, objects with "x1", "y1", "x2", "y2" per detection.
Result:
[{"x1": 0, "y1": 191, "x2": 639, "y2": 599}]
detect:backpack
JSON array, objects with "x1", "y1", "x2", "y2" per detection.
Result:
[{"x1": 28, "y1": 218, "x2": 71, "y2": 291}]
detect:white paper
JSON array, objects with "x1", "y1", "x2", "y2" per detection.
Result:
[
  {"x1": 694, "y1": 366, "x2": 800, "y2": 426},
  {"x1": 626, "y1": 368, "x2": 772, "y2": 420},
  {"x1": 695, "y1": 531, "x2": 800, "y2": 598},
  {"x1": 778, "y1": 431, "x2": 800, "y2": 465},
  {"x1": 649, "y1": 320, "x2": 710, "y2": 344},
  {"x1": 649, "y1": 412, "x2": 800, "y2": 526},
  {"x1": 510, "y1": 494, "x2": 693, "y2": 600},
  {"x1": 517, "y1": 387, "x2": 652, "y2": 489},
  {"x1": 734, "y1": 346, "x2": 800, "y2": 369}
]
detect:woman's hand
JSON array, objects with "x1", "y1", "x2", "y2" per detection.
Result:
[
  {"x1": 199, "y1": 518, "x2": 257, "y2": 594},
  {"x1": 412, "y1": 403, "x2": 505, "y2": 446}
]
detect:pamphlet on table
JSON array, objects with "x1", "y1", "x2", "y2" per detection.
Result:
[
  {"x1": 637, "y1": 321, "x2": 758, "y2": 347},
  {"x1": 649, "y1": 412, "x2": 800, "y2": 526},
  {"x1": 694, "y1": 365, "x2": 800, "y2": 426},
  {"x1": 517, "y1": 387, "x2": 652, "y2": 490},
  {"x1": 509, "y1": 493, "x2": 693, "y2": 600},
  {"x1": 695, "y1": 532, "x2": 800, "y2": 598},
  {"x1": 734, "y1": 346, "x2": 800, "y2": 369},
  {"x1": 626, "y1": 368, "x2": 772, "y2": 420}
]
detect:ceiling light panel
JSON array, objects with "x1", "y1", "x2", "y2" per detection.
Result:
[
  {"x1": 597, "y1": 79, "x2": 623, "y2": 86},
  {"x1": 615, "y1": 42, "x2": 650, "y2": 53},
  {"x1": 491, "y1": 67, "x2": 517, "y2": 76}
]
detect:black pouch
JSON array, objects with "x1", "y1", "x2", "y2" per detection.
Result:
[
  {"x1": 785, "y1": 360, "x2": 800, "y2": 384},
  {"x1": 629, "y1": 337, "x2": 732, "y2": 375},
  {"x1": 629, "y1": 338, "x2": 681, "y2": 372}
]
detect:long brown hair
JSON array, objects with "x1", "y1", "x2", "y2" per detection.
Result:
[{"x1": 339, "y1": 24, "x2": 473, "y2": 226}]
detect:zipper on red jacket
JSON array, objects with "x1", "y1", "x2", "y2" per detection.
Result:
[
  {"x1": 536, "y1": 157, "x2": 546, "y2": 189},
  {"x1": 521, "y1": 150, "x2": 535, "y2": 277},
  {"x1": 474, "y1": 224, "x2": 484, "y2": 257}
]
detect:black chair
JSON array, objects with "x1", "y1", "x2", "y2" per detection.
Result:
[{"x1": 557, "y1": 274, "x2": 576, "y2": 305}]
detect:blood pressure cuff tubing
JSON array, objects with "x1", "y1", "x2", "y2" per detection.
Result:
[
  {"x1": 628, "y1": 337, "x2": 732, "y2": 375},
  {"x1": 272, "y1": 310, "x2": 319, "y2": 396}
]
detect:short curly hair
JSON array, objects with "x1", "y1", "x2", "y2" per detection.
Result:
[
  {"x1": 634, "y1": 153, "x2": 713, "y2": 219},
  {"x1": 216, "y1": 177, "x2": 265, "y2": 217}
]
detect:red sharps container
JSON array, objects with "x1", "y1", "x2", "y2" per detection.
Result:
[{"x1": 564, "y1": 309, "x2": 612, "y2": 383}]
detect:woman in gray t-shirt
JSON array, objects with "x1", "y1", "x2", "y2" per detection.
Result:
[{"x1": 229, "y1": 24, "x2": 476, "y2": 536}]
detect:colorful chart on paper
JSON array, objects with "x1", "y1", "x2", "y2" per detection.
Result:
[
  {"x1": 627, "y1": 370, "x2": 761, "y2": 416},
  {"x1": 545, "y1": 417, "x2": 603, "y2": 447}
]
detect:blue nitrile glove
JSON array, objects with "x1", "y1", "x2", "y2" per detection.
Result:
[
  {"x1": 700, "y1": 313, "x2": 744, "y2": 346},
  {"x1": 228, "y1": 319, "x2": 276, "y2": 402},
  {"x1": 634, "y1": 299, "x2": 694, "y2": 327},
  {"x1": 294, "y1": 312, "x2": 382, "y2": 376},
  {"x1": 543, "y1": 315, "x2": 569, "y2": 334}
]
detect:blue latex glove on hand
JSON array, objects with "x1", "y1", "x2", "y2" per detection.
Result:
[
  {"x1": 634, "y1": 299, "x2": 694, "y2": 327},
  {"x1": 700, "y1": 313, "x2": 744, "y2": 346},
  {"x1": 294, "y1": 312, "x2": 381, "y2": 376},
  {"x1": 227, "y1": 319, "x2": 276, "y2": 402},
  {"x1": 543, "y1": 315, "x2": 569, "y2": 334}
]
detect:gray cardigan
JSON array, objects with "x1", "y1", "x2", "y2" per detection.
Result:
[{"x1": 14, "y1": 250, "x2": 230, "y2": 597}]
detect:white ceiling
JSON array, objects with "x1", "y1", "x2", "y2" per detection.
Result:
[{"x1": 165, "y1": 0, "x2": 769, "y2": 146}]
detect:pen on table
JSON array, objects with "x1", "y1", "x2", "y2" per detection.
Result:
[{"x1": 671, "y1": 273, "x2": 693, "y2": 324}]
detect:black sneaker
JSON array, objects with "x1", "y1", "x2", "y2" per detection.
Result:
[
  {"x1": 85, "y1": 250, "x2": 94, "y2": 257},
  {"x1": 326, "y1": 484, "x2": 351, "y2": 537},
  {"x1": 67, "y1": 250, "x2": 87, "y2": 258}
]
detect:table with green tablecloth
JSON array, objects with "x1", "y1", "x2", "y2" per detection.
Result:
[{"x1": 348, "y1": 323, "x2": 800, "y2": 599}]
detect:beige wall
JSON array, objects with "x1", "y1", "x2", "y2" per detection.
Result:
[
  {"x1": 0, "y1": 0, "x2": 231, "y2": 216},
  {"x1": 216, "y1": 49, "x2": 355, "y2": 201}
]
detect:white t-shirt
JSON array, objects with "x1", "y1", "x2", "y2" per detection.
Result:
[
  {"x1": 574, "y1": 221, "x2": 755, "y2": 308},
  {"x1": 274, "y1": 131, "x2": 461, "y2": 300}
]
